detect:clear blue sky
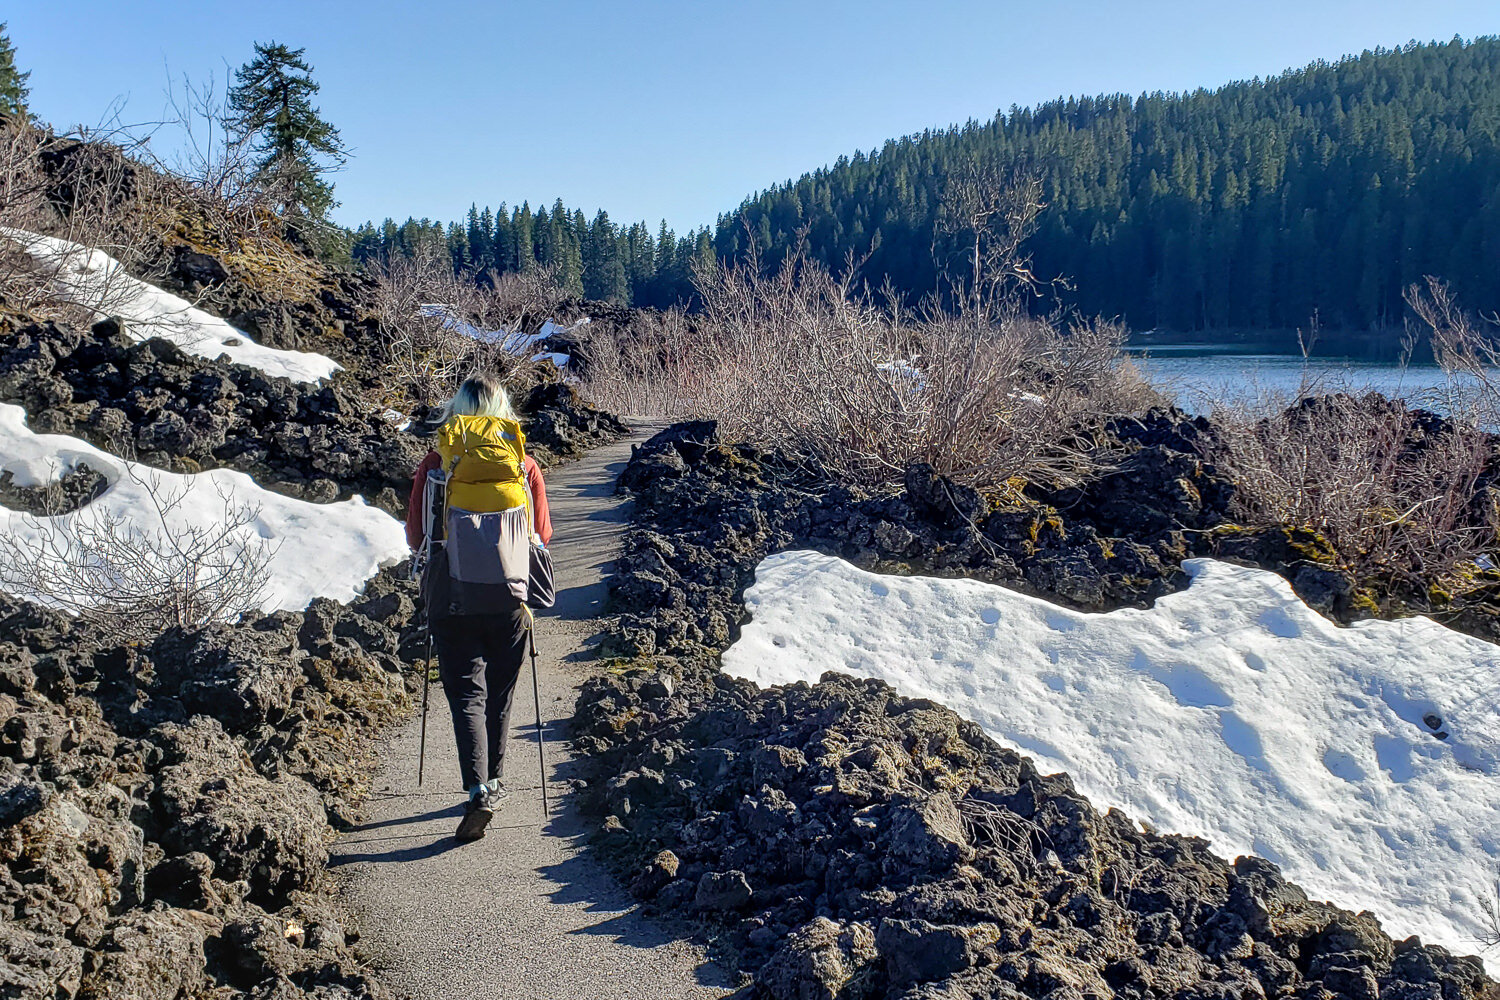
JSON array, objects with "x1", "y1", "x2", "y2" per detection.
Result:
[{"x1": 6, "y1": 1, "x2": 1497, "y2": 234}]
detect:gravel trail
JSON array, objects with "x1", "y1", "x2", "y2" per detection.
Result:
[{"x1": 332, "y1": 426, "x2": 732, "y2": 1000}]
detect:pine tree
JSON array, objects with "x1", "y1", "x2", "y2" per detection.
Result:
[
  {"x1": 533, "y1": 205, "x2": 555, "y2": 268},
  {"x1": 466, "y1": 205, "x2": 491, "y2": 273},
  {"x1": 446, "y1": 222, "x2": 470, "y2": 273},
  {"x1": 350, "y1": 222, "x2": 381, "y2": 265},
  {"x1": 514, "y1": 203, "x2": 535, "y2": 271},
  {"x1": 227, "y1": 41, "x2": 348, "y2": 222},
  {"x1": 551, "y1": 200, "x2": 584, "y2": 296},
  {"x1": 0, "y1": 23, "x2": 29, "y2": 120}
]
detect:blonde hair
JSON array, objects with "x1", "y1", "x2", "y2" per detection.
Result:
[{"x1": 442, "y1": 374, "x2": 519, "y2": 423}]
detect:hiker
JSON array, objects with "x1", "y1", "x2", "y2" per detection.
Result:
[{"x1": 406, "y1": 374, "x2": 552, "y2": 841}]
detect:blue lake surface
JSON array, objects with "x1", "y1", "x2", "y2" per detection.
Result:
[{"x1": 1124, "y1": 339, "x2": 1486, "y2": 412}]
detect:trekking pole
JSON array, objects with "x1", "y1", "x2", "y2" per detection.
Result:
[
  {"x1": 416, "y1": 467, "x2": 447, "y2": 789},
  {"x1": 418, "y1": 625, "x2": 433, "y2": 786},
  {"x1": 525, "y1": 607, "x2": 550, "y2": 816}
]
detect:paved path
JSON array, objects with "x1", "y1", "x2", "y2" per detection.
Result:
[{"x1": 332, "y1": 427, "x2": 733, "y2": 1000}]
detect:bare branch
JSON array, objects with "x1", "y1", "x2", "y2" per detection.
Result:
[{"x1": 0, "y1": 465, "x2": 277, "y2": 643}]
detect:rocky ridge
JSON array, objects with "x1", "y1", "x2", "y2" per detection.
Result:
[
  {"x1": 0, "y1": 304, "x2": 625, "y2": 514},
  {"x1": 574, "y1": 419, "x2": 1500, "y2": 1000},
  {"x1": 0, "y1": 565, "x2": 424, "y2": 1000},
  {"x1": 605, "y1": 416, "x2": 1375, "y2": 661}
]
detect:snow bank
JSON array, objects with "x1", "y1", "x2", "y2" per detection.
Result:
[
  {"x1": 419, "y1": 305, "x2": 582, "y2": 365},
  {"x1": 417, "y1": 303, "x2": 544, "y2": 353},
  {"x1": 724, "y1": 550, "x2": 1500, "y2": 964},
  {"x1": 0, "y1": 403, "x2": 406, "y2": 610},
  {"x1": 0, "y1": 229, "x2": 340, "y2": 384}
]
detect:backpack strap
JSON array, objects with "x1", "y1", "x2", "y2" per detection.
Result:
[
  {"x1": 519, "y1": 446, "x2": 542, "y2": 545},
  {"x1": 443, "y1": 442, "x2": 462, "y2": 525}
]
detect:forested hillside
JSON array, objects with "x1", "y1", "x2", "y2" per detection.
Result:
[
  {"x1": 727, "y1": 37, "x2": 1500, "y2": 331},
  {"x1": 359, "y1": 37, "x2": 1500, "y2": 331}
]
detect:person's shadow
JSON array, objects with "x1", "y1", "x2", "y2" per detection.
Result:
[
  {"x1": 330, "y1": 838, "x2": 467, "y2": 865},
  {"x1": 330, "y1": 801, "x2": 468, "y2": 865}
]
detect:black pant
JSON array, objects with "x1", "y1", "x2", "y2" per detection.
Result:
[{"x1": 433, "y1": 607, "x2": 528, "y2": 792}]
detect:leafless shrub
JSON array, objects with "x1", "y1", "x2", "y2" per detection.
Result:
[
  {"x1": 1407, "y1": 276, "x2": 1500, "y2": 421},
  {"x1": 370, "y1": 247, "x2": 565, "y2": 407},
  {"x1": 0, "y1": 121, "x2": 53, "y2": 232},
  {"x1": 1480, "y1": 877, "x2": 1500, "y2": 952},
  {"x1": 0, "y1": 122, "x2": 70, "y2": 311},
  {"x1": 1203, "y1": 282, "x2": 1500, "y2": 593},
  {"x1": 370, "y1": 246, "x2": 477, "y2": 403},
  {"x1": 584, "y1": 245, "x2": 1159, "y2": 489},
  {"x1": 159, "y1": 70, "x2": 259, "y2": 208},
  {"x1": 1209, "y1": 391, "x2": 1496, "y2": 588},
  {"x1": 484, "y1": 266, "x2": 567, "y2": 326},
  {"x1": 0, "y1": 465, "x2": 276, "y2": 643},
  {"x1": 578, "y1": 307, "x2": 701, "y2": 417},
  {"x1": 935, "y1": 156, "x2": 1052, "y2": 315},
  {"x1": 956, "y1": 793, "x2": 1048, "y2": 868}
]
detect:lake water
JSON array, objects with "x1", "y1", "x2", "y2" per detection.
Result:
[{"x1": 1125, "y1": 338, "x2": 1488, "y2": 414}]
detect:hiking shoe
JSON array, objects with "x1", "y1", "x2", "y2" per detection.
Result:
[
  {"x1": 485, "y1": 779, "x2": 511, "y2": 805},
  {"x1": 454, "y1": 789, "x2": 494, "y2": 842}
]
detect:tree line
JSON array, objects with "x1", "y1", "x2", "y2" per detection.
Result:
[
  {"x1": 349, "y1": 205, "x2": 716, "y2": 309},
  {"x1": 723, "y1": 36, "x2": 1500, "y2": 332}
]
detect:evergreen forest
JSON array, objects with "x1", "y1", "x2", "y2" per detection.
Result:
[{"x1": 359, "y1": 37, "x2": 1500, "y2": 331}]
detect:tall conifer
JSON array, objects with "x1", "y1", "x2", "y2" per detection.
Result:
[
  {"x1": 228, "y1": 41, "x2": 348, "y2": 223},
  {"x1": 0, "y1": 24, "x2": 29, "y2": 119}
]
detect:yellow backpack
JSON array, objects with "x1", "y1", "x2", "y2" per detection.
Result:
[{"x1": 436, "y1": 415, "x2": 529, "y2": 513}]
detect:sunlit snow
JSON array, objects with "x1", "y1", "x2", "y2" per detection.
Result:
[
  {"x1": 0, "y1": 404, "x2": 406, "y2": 610},
  {"x1": 724, "y1": 550, "x2": 1500, "y2": 967},
  {"x1": 0, "y1": 229, "x2": 341, "y2": 384},
  {"x1": 419, "y1": 305, "x2": 580, "y2": 366}
]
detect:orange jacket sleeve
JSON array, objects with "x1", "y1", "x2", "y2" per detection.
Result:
[
  {"x1": 525, "y1": 456, "x2": 552, "y2": 546},
  {"x1": 406, "y1": 451, "x2": 441, "y2": 551}
]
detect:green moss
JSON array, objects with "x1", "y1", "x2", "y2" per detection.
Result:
[
  {"x1": 981, "y1": 476, "x2": 1032, "y2": 513},
  {"x1": 1285, "y1": 531, "x2": 1338, "y2": 564},
  {"x1": 599, "y1": 656, "x2": 661, "y2": 675},
  {"x1": 1204, "y1": 523, "x2": 1340, "y2": 565}
]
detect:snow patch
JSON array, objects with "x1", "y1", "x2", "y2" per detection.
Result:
[
  {"x1": 723, "y1": 550, "x2": 1500, "y2": 967},
  {"x1": 418, "y1": 305, "x2": 587, "y2": 363},
  {"x1": 0, "y1": 403, "x2": 407, "y2": 610},
  {"x1": 0, "y1": 229, "x2": 340, "y2": 384},
  {"x1": 876, "y1": 359, "x2": 925, "y2": 392}
]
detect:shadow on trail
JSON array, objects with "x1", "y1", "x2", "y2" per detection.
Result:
[
  {"x1": 345, "y1": 802, "x2": 463, "y2": 833},
  {"x1": 518, "y1": 717, "x2": 571, "y2": 743},
  {"x1": 330, "y1": 835, "x2": 467, "y2": 866},
  {"x1": 564, "y1": 478, "x2": 623, "y2": 500},
  {"x1": 534, "y1": 851, "x2": 735, "y2": 991},
  {"x1": 561, "y1": 637, "x2": 610, "y2": 664},
  {"x1": 548, "y1": 582, "x2": 612, "y2": 622}
]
